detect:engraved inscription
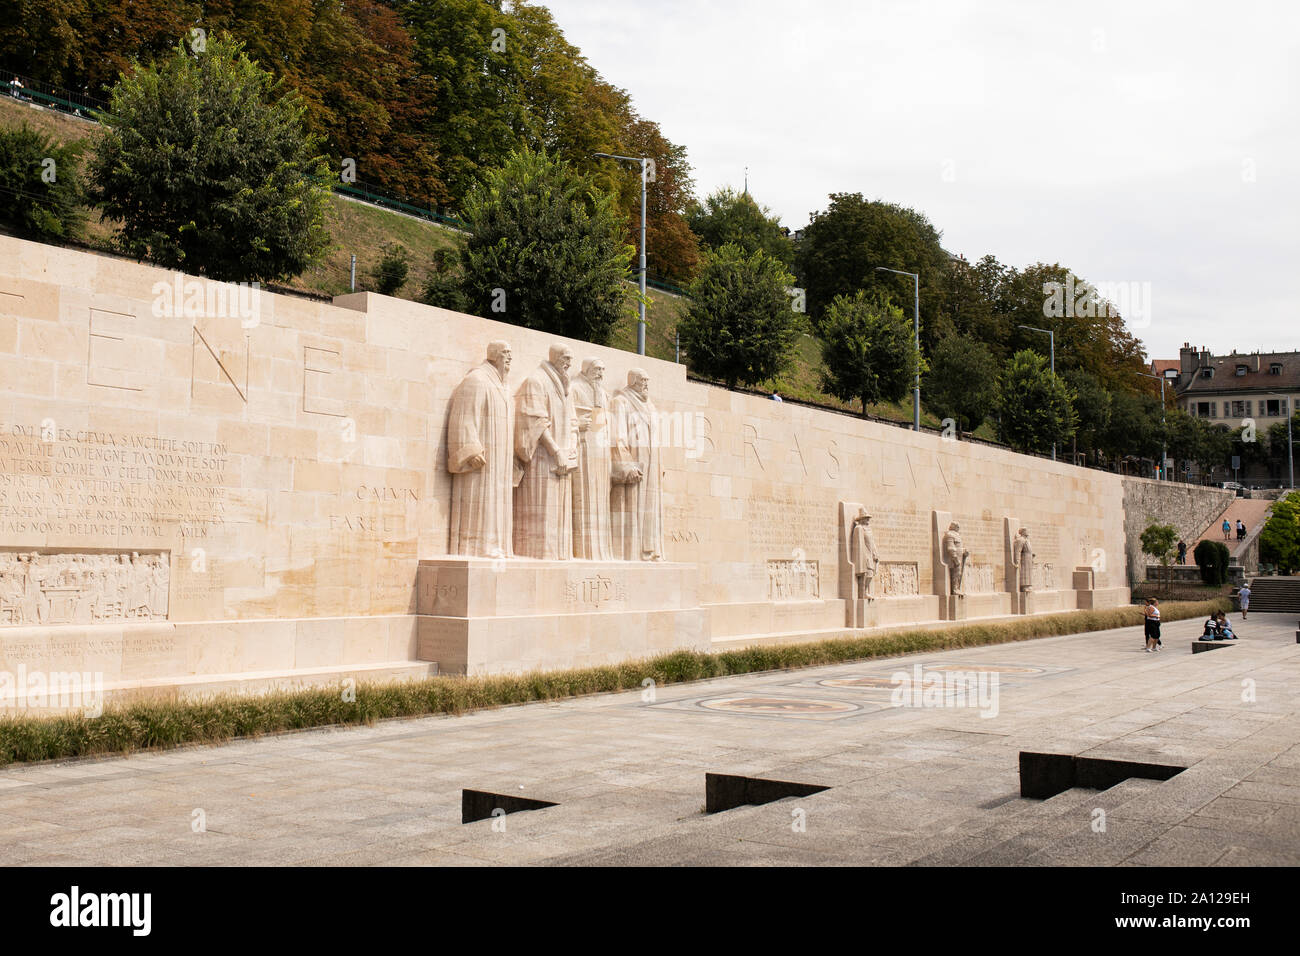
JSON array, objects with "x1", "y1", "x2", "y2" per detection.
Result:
[{"x1": 0, "y1": 425, "x2": 229, "y2": 537}]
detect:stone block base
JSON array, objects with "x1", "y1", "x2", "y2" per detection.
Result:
[
  {"x1": 708, "y1": 599, "x2": 845, "y2": 637},
  {"x1": 415, "y1": 558, "x2": 707, "y2": 675}
]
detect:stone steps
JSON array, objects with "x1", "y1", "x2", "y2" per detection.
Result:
[{"x1": 1245, "y1": 577, "x2": 1300, "y2": 612}]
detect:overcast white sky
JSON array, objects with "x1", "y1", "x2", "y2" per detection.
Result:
[{"x1": 540, "y1": 0, "x2": 1299, "y2": 361}]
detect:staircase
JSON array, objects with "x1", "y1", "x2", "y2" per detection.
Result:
[
  {"x1": 1195, "y1": 499, "x2": 1273, "y2": 562},
  {"x1": 1245, "y1": 577, "x2": 1300, "y2": 613}
]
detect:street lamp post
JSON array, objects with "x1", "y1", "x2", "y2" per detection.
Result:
[
  {"x1": 1018, "y1": 324, "x2": 1056, "y2": 461},
  {"x1": 1138, "y1": 371, "x2": 1168, "y2": 481},
  {"x1": 875, "y1": 267, "x2": 920, "y2": 430},
  {"x1": 594, "y1": 152, "x2": 649, "y2": 356}
]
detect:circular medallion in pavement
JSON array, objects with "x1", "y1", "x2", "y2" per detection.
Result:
[
  {"x1": 926, "y1": 664, "x2": 1042, "y2": 674},
  {"x1": 699, "y1": 696, "x2": 859, "y2": 716},
  {"x1": 820, "y1": 676, "x2": 901, "y2": 689}
]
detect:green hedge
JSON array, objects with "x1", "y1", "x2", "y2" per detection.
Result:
[
  {"x1": 1193, "y1": 539, "x2": 1231, "y2": 586},
  {"x1": 0, "y1": 599, "x2": 1228, "y2": 766}
]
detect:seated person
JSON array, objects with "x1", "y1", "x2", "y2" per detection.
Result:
[
  {"x1": 1200, "y1": 616, "x2": 1222, "y2": 640},
  {"x1": 1215, "y1": 612, "x2": 1237, "y2": 640}
]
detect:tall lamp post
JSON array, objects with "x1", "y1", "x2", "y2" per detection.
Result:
[
  {"x1": 594, "y1": 152, "x2": 649, "y2": 356},
  {"x1": 875, "y1": 266, "x2": 921, "y2": 430},
  {"x1": 1018, "y1": 324, "x2": 1056, "y2": 461},
  {"x1": 1137, "y1": 370, "x2": 1168, "y2": 481}
]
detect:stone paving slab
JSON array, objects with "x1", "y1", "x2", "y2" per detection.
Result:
[{"x1": 1, "y1": 612, "x2": 1298, "y2": 866}]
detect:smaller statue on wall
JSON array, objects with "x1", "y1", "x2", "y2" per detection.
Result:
[
  {"x1": 941, "y1": 521, "x2": 970, "y2": 597},
  {"x1": 850, "y1": 508, "x2": 879, "y2": 600},
  {"x1": 1011, "y1": 527, "x2": 1034, "y2": 592}
]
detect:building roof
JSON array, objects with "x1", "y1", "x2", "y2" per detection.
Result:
[
  {"x1": 1149, "y1": 359, "x2": 1179, "y2": 376},
  {"x1": 1179, "y1": 350, "x2": 1300, "y2": 396}
]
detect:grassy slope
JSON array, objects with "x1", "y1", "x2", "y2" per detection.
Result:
[{"x1": 0, "y1": 96, "x2": 998, "y2": 432}]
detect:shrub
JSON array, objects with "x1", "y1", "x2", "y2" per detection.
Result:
[{"x1": 1193, "y1": 539, "x2": 1231, "y2": 586}]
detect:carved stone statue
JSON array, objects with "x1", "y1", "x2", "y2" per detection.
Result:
[
  {"x1": 941, "y1": 522, "x2": 970, "y2": 597},
  {"x1": 513, "y1": 344, "x2": 579, "y2": 560},
  {"x1": 1011, "y1": 527, "x2": 1034, "y2": 592},
  {"x1": 446, "y1": 341, "x2": 513, "y2": 557},
  {"x1": 850, "y1": 508, "x2": 879, "y2": 599},
  {"x1": 571, "y1": 357, "x2": 613, "y2": 560},
  {"x1": 610, "y1": 368, "x2": 664, "y2": 561}
]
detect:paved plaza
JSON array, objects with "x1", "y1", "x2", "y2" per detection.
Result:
[{"x1": 2, "y1": 613, "x2": 1298, "y2": 866}]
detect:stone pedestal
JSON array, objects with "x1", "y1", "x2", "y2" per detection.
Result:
[
  {"x1": 416, "y1": 559, "x2": 706, "y2": 675},
  {"x1": 943, "y1": 595, "x2": 968, "y2": 621}
]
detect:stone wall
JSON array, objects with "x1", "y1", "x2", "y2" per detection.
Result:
[
  {"x1": 1120, "y1": 476, "x2": 1232, "y2": 585},
  {"x1": 0, "y1": 236, "x2": 1132, "y2": 684}
]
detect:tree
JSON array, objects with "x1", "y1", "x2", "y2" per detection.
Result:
[
  {"x1": 678, "y1": 243, "x2": 801, "y2": 389},
  {"x1": 995, "y1": 350, "x2": 1077, "y2": 455},
  {"x1": 925, "y1": 335, "x2": 997, "y2": 433},
  {"x1": 0, "y1": 124, "x2": 86, "y2": 240},
  {"x1": 686, "y1": 187, "x2": 794, "y2": 267},
  {"x1": 90, "y1": 36, "x2": 331, "y2": 283},
  {"x1": 1062, "y1": 368, "x2": 1112, "y2": 462},
  {"x1": 816, "y1": 291, "x2": 918, "y2": 415},
  {"x1": 795, "y1": 193, "x2": 948, "y2": 334},
  {"x1": 420, "y1": 246, "x2": 470, "y2": 313},
  {"x1": 455, "y1": 147, "x2": 633, "y2": 343},
  {"x1": 368, "y1": 243, "x2": 410, "y2": 296},
  {"x1": 1260, "y1": 492, "x2": 1300, "y2": 574},
  {"x1": 1141, "y1": 522, "x2": 1178, "y2": 595}
]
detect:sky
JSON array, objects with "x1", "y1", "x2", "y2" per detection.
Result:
[{"x1": 539, "y1": 0, "x2": 1300, "y2": 362}]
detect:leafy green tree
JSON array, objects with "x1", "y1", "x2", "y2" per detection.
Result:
[
  {"x1": 924, "y1": 334, "x2": 997, "y2": 432},
  {"x1": 818, "y1": 291, "x2": 918, "y2": 415},
  {"x1": 0, "y1": 124, "x2": 86, "y2": 240},
  {"x1": 1141, "y1": 522, "x2": 1178, "y2": 595},
  {"x1": 368, "y1": 243, "x2": 410, "y2": 296},
  {"x1": 1062, "y1": 368, "x2": 1112, "y2": 462},
  {"x1": 678, "y1": 243, "x2": 801, "y2": 389},
  {"x1": 1260, "y1": 492, "x2": 1300, "y2": 573},
  {"x1": 90, "y1": 36, "x2": 331, "y2": 283},
  {"x1": 686, "y1": 187, "x2": 794, "y2": 267},
  {"x1": 1101, "y1": 390, "x2": 1160, "y2": 469},
  {"x1": 456, "y1": 148, "x2": 632, "y2": 343},
  {"x1": 420, "y1": 246, "x2": 470, "y2": 313},
  {"x1": 795, "y1": 193, "x2": 948, "y2": 333},
  {"x1": 995, "y1": 349, "x2": 1077, "y2": 455}
]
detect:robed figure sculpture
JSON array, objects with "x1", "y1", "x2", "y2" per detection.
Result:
[
  {"x1": 446, "y1": 341, "x2": 513, "y2": 557},
  {"x1": 571, "y1": 357, "x2": 614, "y2": 560},
  {"x1": 610, "y1": 368, "x2": 664, "y2": 562},
  {"x1": 513, "y1": 344, "x2": 579, "y2": 559}
]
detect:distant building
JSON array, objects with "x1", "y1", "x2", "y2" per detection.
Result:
[{"x1": 1171, "y1": 344, "x2": 1298, "y2": 428}]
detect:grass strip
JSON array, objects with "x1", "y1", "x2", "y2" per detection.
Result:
[{"x1": 0, "y1": 599, "x2": 1228, "y2": 766}]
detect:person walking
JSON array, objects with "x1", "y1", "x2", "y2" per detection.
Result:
[
  {"x1": 1238, "y1": 583, "x2": 1251, "y2": 620},
  {"x1": 1236, "y1": 519, "x2": 1246, "y2": 541},
  {"x1": 1177, "y1": 539, "x2": 1187, "y2": 564},
  {"x1": 1143, "y1": 598, "x2": 1162, "y2": 652},
  {"x1": 1222, "y1": 519, "x2": 1231, "y2": 541}
]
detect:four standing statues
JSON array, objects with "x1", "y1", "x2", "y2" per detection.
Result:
[{"x1": 446, "y1": 343, "x2": 664, "y2": 562}]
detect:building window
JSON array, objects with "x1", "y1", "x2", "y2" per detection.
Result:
[
  {"x1": 1231, "y1": 400, "x2": 1251, "y2": 417},
  {"x1": 1202, "y1": 368, "x2": 1214, "y2": 379},
  {"x1": 1270, "y1": 364, "x2": 1282, "y2": 375},
  {"x1": 1236, "y1": 364, "x2": 1249, "y2": 376},
  {"x1": 1196, "y1": 401, "x2": 1214, "y2": 418}
]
